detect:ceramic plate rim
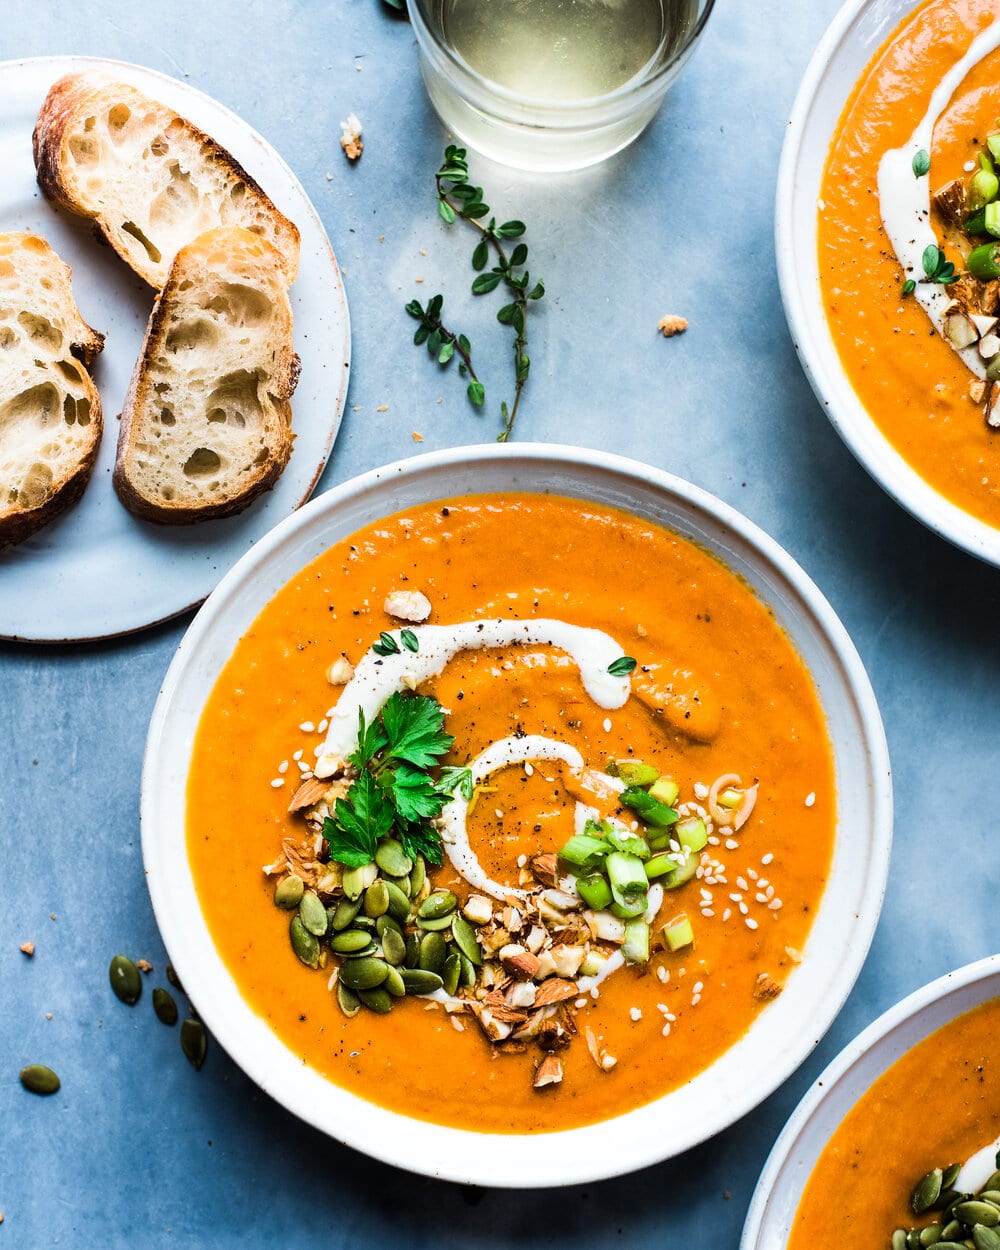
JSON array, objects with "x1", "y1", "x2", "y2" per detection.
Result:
[{"x1": 141, "y1": 442, "x2": 892, "y2": 1187}]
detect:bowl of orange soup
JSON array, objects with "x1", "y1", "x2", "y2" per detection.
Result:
[
  {"x1": 778, "y1": 0, "x2": 1000, "y2": 565},
  {"x1": 742, "y1": 955, "x2": 1000, "y2": 1250},
  {"x1": 142, "y1": 444, "x2": 891, "y2": 1185}
]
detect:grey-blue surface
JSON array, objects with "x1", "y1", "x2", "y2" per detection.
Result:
[{"x1": 3, "y1": 1, "x2": 999, "y2": 1245}]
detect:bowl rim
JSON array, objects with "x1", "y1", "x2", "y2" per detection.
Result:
[
  {"x1": 141, "y1": 441, "x2": 892, "y2": 1187},
  {"x1": 775, "y1": 0, "x2": 1000, "y2": 568},
  {"x1": 740, "y1": 953, "x2": 1000, "y2": 1249}
]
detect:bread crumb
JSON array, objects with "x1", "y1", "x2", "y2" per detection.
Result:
[
  {"x1": 136, "y1": 959, "x2": 153, "y2": 974},
  {"x1": 340, "y1": 113, "x2": 363, "y2": 161},
  {"x1": 376, "y1": 404, "x2": 389, "y2": 412},
  {"x1": 326, "y1": 172, "x2": 333, "y2": 181},
  {"x1": 45, "y1": 1013, "x2": 52, "y2": 1021},
  {"x1": 19, "y1": 941, "x2": 34, "y2": 957},
  {"x1": 412, "y1": 431, "x2": 424, "y2": 442},
  {"x1": 658, "y1": 314, "x2": 688, "y2": 338}
]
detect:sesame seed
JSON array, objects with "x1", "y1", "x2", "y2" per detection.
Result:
[
  {"x1": 575, "y1": 997, "x2": 588, "y2": 1009},
  {"x1": 591, "y1": 986, "x2": 600, "y2": 999},
  {"x1": 300, "y1": 770, "x2": 313, "y2": 780},
  {"x1": 768, "y1": 899, "x2": 783, "y2": 910},
  {"x1": 665, "y1": 1011, "x2": 676, "y2": 1022},
  {"x1": 729, "y1": 893, "x2": 742, "y2": 903},
  {"x1": 765, "y1": 884, "x2": 775, "y2": 900},
  {"x1": 299, "y1": 721, "x2": 316, "y2": 733},
  {"x1": 292, "y1": 749, "x2": 303, "y2": 761},
  {"x1": 602, "y1": 717, "x2": 612, "y2": 732},
  {"x1": 701, "y1": 908, "x2": 715, "y2": 918},
  {"x1": 699, "y1": 887, "x2": 712, "y2": 901},
  {"x1": 805, "y1": 792, "x2": 816, "y2": 808},
  {"x1": 277, "y1": 760, "x2": 289, "y2": 774},
  {"x1": 692, "y1": 981, "x2": 703, "y2": 994},
  {"x1": 661, "y1": 1023, "x2": 671, "y2": 1037},
  {"x1": 657, "y1": 1003, "x2": 669, "y2": 1014},
  {"x1": 756, "y1": 892, "x2": 767, "y2": 904},
  {"x1": 691, "y1": 993, "x2": 702, "y2": 1006},
  {"x1": 725, "y1": 838, "x2": 739, "y2": 850},
  {"x1": 747, "y1": 868, "x2": 758, "y2": 881},
  {"x1": 694, "y1": 782, "x2": 709, "y2": 799},
  {"x1": 656, "y1": 967, "x2": 668, "y2": 983},
  {"x1": 298, "y1": 760, "x2": 311, "y2": 772},
  {"x1": 516, "y1": 853, "x2": 527, "y2": 867},
  {"x1": 761, "y1": 852, "x2": 774, "y2": 865},
  {"x1": 524, "y1": 761, "x2": 534, "y2": 776},
  {"x1": 722, "y1": 908, "x2": 732, "y2": 921},
  {"x1": 270, "y1": 778, "x2": 284, "y2": 788},
  {"x1": 629, "y1": 1007, "x2": 642, "y2": 1022},
  {"x1": 739, "y1": 901, "x2": 749, "y2": 915},
  {"x1": 317, "y1": 719, "x2": 329, "y2": 734},
  {"x1": 745, "y1": 917, "x2": 759, "y2": 930},
  {"x1": 736, "y1": 876, "x2": 749, "y2": 891},
  {"x1": 707, "y1": 835, "x2": 720, "y2": 846},
  {"x1": 495, "y1": 808, "x2": 505, "y2": 819}
]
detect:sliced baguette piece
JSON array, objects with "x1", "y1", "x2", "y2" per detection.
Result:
[
  {"x1": 33, "y1": 73, "x2": 299, "y2": 289},
  {"x1": 113, "y1": 226, "x2": 299, "y2": 524},
  {"x1": 0, "y1": 231, "x2": 104, "y2": 547}
]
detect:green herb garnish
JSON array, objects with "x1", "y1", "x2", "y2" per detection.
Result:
[
  {"x1": 901, "y1": 278, "x2": 916, "y2": 297},
  {"x1": 372, "y1": 631, "x2": 401, "y2": 657},
  {"x1": 608, "y1": 655, "x2": 637, "y2": 676},
  {"x1": 920, "y1": 244, "x2": 958, "y2": 284},
  {"x1": 406, "y1": 145, "x2": 545, "y2": 441},
  {"x1": 322, "y1": 692, "x2": 457, "y2": 868},
  {"x1": 400, "y1": 628, "x2": 420, "y2": 653},
  {"x1": 912, "y1": 148, "x2": 931, "y2": 178}
]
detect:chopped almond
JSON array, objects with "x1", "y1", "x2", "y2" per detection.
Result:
[
  {"x1": 288, "y1": 776, "x2": 331, "y2": 814},
  {"x1": 533, "y1": 977, "x2": 580, "y2": 1007},
  {"x1": 533, "y1": 1054, "x2": 563, "y2": 1088},
  {"x1": 383, "y1": 589, "x2": 431, "y2": 622},
  {"x1": 752, "y1": 971, "x2": 783, "y2": 1001},
  {"x1": 19, "y1": 941, "x2": 34, "y2": 957},
  {"x1": 340, "y1": 113, "x2": 363, "y2": 161}
]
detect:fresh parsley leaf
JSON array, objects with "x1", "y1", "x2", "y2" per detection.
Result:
[
  {"x1": 380, "y1": 691, "x2": 454, "y2": 768},
  {"x1": 912, "y1": 148, "x2": 930, "y2": 178},
  {"x1": 348, "y1": 708, "x2": 388, "y2": 772},
  {"x1": 323, "y1": 771, "x2": 394, "y2": 866},
  {"x1": 400, "y1": 628, "x2": 420, "y2": 653},
  {"x1": 398, "y1": 819, "x2": 444, "y2": 866},
  {"x1": 608, "y1": 655, "x2": 637, "y2": 676},
  {"x1": 384, "y1": 762, "x2": 449, "y2": 823},
  {"x1": 438, "y1": 765, "x2": 474, "y2": 801}
]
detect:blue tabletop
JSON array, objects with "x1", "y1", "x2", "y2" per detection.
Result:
[{"x1": 4, "y1": 1, "x2": 1000, "y2": 1245}]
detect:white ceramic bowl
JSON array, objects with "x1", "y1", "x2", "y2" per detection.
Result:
[
  {"x1": 741, "y1": 954, "x2": 1000, "y2": 1249},
  {"x1": 142, "y1": 443, "x2": 892, "y2": 1187},
  {"x1": 777, "y1": 0, "x2": 1000, "y2": 567}
]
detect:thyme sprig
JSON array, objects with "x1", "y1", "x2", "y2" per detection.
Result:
[{"x1": 406, "y1": 145, "x2": 544, "y2": 441}]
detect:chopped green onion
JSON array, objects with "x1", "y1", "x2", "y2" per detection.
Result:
[
  {"x1": 989, "y1": 134, "x2": 1000, "y2": 163},
  {"x1": 576, "y1": 872, "x2": 613, "y2": 911},
  {"x1": 558, "y1": 833, "x2": 611, "y2": 869},
  {"x1": 718, "y1": 787, "x2": 744, "y2": 809},
  {"x1": 610, "y1": 898, "x2": 647, "y2": 920},
  {"x1": 647, "y1": 830, "x2": 674, "y2": 851},
  {"x1": 985, "y1": 201, "x2": 1000, "y2": 239},
  {"x1": 971, "y1": 168, "x2": 1000, "y2": 213},
  {"x1": 649, "y1": 776, "x2": 680, "y2": 807},
  {"x1": 644, "y1": 852, "x2": 678, "y2": 880},
  {"x1": 663, "y1": 914, "x2": 695, "y2": 952},
  {"x1": 981, "y1": 151, "x2": 996, "y2": 174},
  {"x1": 663, "y1": 848, "x2": 700, "y2": 889},
  {"x1": 605, "y1": 827, "x2": 651, "y2": 860},
  {"x1": 620, "y1": 786, "x2": 679, "y2": 828},
  {"x1": 622, "y1": 918, "x2": 650, "y2": 965},
  {"x1": 965, "y1": 208, "x2": 988, "y2": 235},
  {"x1": 967, "y1": 242, "x2": 1000, "y2": 280},
  {"x1": 606, "y1": 852, "x2": 649, "y2": 911},
  {"x1": 675, "y1": 814, "x2": 708, "y2": 853},
  {"x1": 607, "y1": 759, "x2": 659, "y2": 787}
]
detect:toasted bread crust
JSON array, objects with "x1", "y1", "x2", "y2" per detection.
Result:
[
  {"x1": 113, "y1": 226, "x2": 298, "y2": 524},
  {"x1": 0, "y1": 232, "x2": 104, "y2": 547},
  {"x1": 33, "y1": 73, "x2": 300, "y2": 288}
]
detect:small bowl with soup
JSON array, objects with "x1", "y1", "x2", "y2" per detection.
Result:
[
  {"x1": 142, "y1": 443, "x2": 891, "y2": 1186},
  {"x1": 778, "y1": 0, "x2": 1000, "y2": 565},
  {"x1": 742, "y1": 954, "x2": 1000, "y2": 1250}
]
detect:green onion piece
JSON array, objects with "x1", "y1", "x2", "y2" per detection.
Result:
[
  {"x1": 982, "y1": 151, "x2": 996, "y2": 174},
  {"x1": 606, "y1": 760, "x2": 659, "y2": 787},
  {"x1": 644, "y1": 852, "x2": 678, "y2": 880},
  {"x1": 558, "y1": 833, "x2": 611, "y2": 869},
  {"x1": 663, "y1": 914, "x2": 695, "y2": 952},
  {"x1": 985, "y1": 201, "x2": 1000, "y2": 239},
  {"x1": 663, "y1": 848, "x2": 699, "y2": 889},
  {"x1": 965, "y1": 208, "x2": 988, "y2": 236},
  {"x1": 622, "y1": 918, "x2": 650, "y2": 965},
  {"x1": 606, "y1": 852, "x2": 649, "y2": 911},
  {"x1": 610, "y1": 898, "x2": 648, "y2": 920},
  {"x1": 649, "y1": 776, "x2": 680, "y2": 807},
  {"x1": 971, "y1": 168, "x2": 1000, "y2": 212},
  {"x1": 576, "y1": 872, "x2": 613, "y2": 911},
  {"x1": 676, "y1": 814, "x2": 708, "y2": 853},
  {"x1": 989, "y1": 134, "x2": 1000, "y2": 163},
  {"x1": 967, "y1": 242, "x2": 1000, "y2": 280},
  {"x1": 620, "y1": 786, "x2": 679, "y2": 828},
  {"x1": 647, "y1": 831, "x2": 674, "y2": 852},
  {"x1": 605, "y1": 827, "x2": 651, "y2": 860}
]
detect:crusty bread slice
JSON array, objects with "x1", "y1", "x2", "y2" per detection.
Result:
[
  {"x1": 0, "y1": 232, "x2": 104, "y2": 547},
  {"x1": 113, "y1": 226, "x2": 299, "y2": 524},
  {"x1": 33, "y1": 73, "x2": 300, "y2": 289}
]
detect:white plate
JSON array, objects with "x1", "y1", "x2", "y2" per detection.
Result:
[
  {"x1": 0, "y1": 56, "x2": 350, "y2": 641},
  {"x1": 742, "y1": 955, "x2": 1000, "y2": 1249},
  {"x1": 776, "y1": 0, "x2": 1000, "y2": 567},
  {"x1": 141, "y1": 443, "x2": 892, "y2": 1187}
]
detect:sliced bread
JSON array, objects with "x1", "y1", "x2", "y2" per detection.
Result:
[
  {"x1": 113, "y1": 225, "x2": 299, "y2": 524},
  {"x1": 33, "y1": 73, "x2": 300, "y2": 289},
  {"x1": 0, "y1": 232, "x2": 104, "y2": 547}
]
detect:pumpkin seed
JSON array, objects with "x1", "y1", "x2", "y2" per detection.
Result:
[
  {"x1": 109, "y1": 954, "x2": 142, "y2": 1005},
  {"x1": 913, "y1": 1170, "x2": 944, "y2": 1215},
  {"x1": 457, "y1": 951, "x2": 477, "y2": 988},
  {"x1": 375, "y1": 838, "x2": 413, "y2": 877},
  {"x1": 274, "y1": 874, "x2": 305, "y2": 909},
  {"x1": 418, "y1": 931, "x2": 447, "y2": 975},
  {"x1": 180, "y1": 1018, "x2": 207, "y2": 1070},
  {"x1": 418, "y1": 890, "x2": 457, "y2": 920},
  {"x1": 376, "y1": 914, "x2": 403, "y2": 939},
  {"x1": 892, "y1": 1232, "x2": 907, "y2": 1250},
  {"x1": 919, "y1": 1224, "x2": 942, "y2": 1246},
  {"x1": 364, "y1": 879, "x2": 390, "y2": 919},
  {"x1": 956, "y1": 1202, "x2": 1000, "y2": 1228},
  {"x1": 940, "y1": 1220, "x2": 962, "y2": 1241},
  {"x1": 442, "y1": 952, "x2": 461, "y2": 996},
  {"x1": 385, "y1": 880, "x2": 412, "y2": 923},
  {"x1": 401, "y1": 968, "x2": 444, "y2": 995},
  {"x1": 19, "y1": 1064, "x2": 60, "y2": 1095},
  {"x1": 336, "y1": 982, "x2": 361, "y2": 1018},
  {"x1": 383, "y1": 965, "x2": 406, "y2": 997},
  {"x1": 289, "y1": 916, "x2": 321, "y2": 968},
  {"x1": 381, "y1": 928, "x2": 407, "y2": 967},
  {"x1": 933, "y1": 1244, "x2": 973, "y2": 1250},
  {"x1": 409, "y1": 855, "x2": 426, "y2": 898},
  {"x1": 942, "y1": 1164, "x2": 962, "y2": 1190},
  {"x1": 166, "y1": 963, "x2": 184, "y2": 991},
  {"x1": 352, "y1": 916, "x2": 376, "y2": 932},
  {"x1": 299, "y1": 890, "x2": 329, "y2": 936},
  {"x1": 451, "y1": 915, "x2": 483, "y2": 966},
  {"x1": 416, "y1": 914, "x2": 454, "y2": 932},
  {"x1": 342, "y1": 862, "x2": 377, "y2": 901},
  {"x1": 404, "y1": 933, "x2": 420, "y2": 968},
  {"x1": 338, "y1": 956, "x2": 390, "y2": 991},
  {"x1": 986, "y1": 1173, "x2": 1000, "y2": 1195},
  {"x1": 152, "y1": 987, "x2": 179, "y2": 1026},
  {"x1": 330, "y1": 929, "x2": 377, "y2": 955},
  {"x1": 983, "y1": 1193, "x2": 1000, "y2": 1208},
  {"x1": 973, "y1": 1227, "x2": 1000, "y2": 1250},
  {"x1": 331, "y1": 897, "x2": 361, "y2": 930},
  {"x1": 383, "y1": 872, "x2": 412, "y2": 898},
  {"x1": 358, "y1": 986, "x2": 393, "y2": 1014},
  {"x1": 906, "y1": 1231, "x2": 922, "y2": 1250}
]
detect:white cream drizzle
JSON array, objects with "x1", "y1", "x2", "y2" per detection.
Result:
[
  {"x1": 878, "y1": 20, "x2": 1000, "y2": 378},
  {"x1": 320, "y1": 618, "x2": 631, "y2": 763},
  {"x1": 956, "y1": 1136, "x2": 1000, "y2": 1193}
]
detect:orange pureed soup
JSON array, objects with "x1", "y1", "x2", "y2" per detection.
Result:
[
  {"x1": 187, "y1": 494, "x2": 835, "y2": 1132},
  {"x1": 819, "y1": 0, "x2": 1000, "y2": 527},
  {"x1": 789, "y1": 995, "x2": 1000, "y2": 1248}
]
